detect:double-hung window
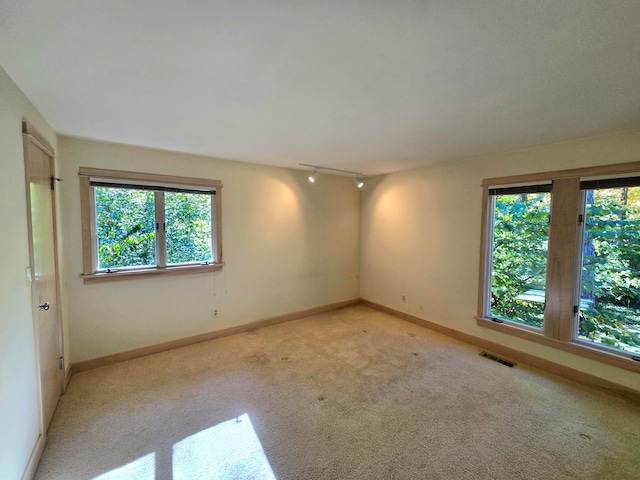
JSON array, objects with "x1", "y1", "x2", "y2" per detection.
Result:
[
  {"x1": 79, "y1": 168, "x2": 223, "y2": 282},
  {"x1": 478, "y1": 163, "x2": 640, "y2": 371}
]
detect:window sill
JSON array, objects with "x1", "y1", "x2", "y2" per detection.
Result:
[
  {"x1": 476, "y1": 316, "x2": 640, "y2": 374},
  {"x1": 81, "y1": 263, "x2": 224, "y2": 284}
]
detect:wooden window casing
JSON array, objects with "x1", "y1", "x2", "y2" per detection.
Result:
[
  {"x1": 477, "y1": 161, "x2": 640, "y2": 373},
  {"x1": 79, "y1": 168, "x2": 223, "y2": 283}
]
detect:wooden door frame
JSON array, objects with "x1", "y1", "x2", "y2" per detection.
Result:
[{"x1": 22, "y1": 121, "x2": 65, "y2": 435}]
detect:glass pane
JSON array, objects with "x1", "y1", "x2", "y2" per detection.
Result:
[
  {"x1": 490, "y1": 192, "x2": 551, "y2": 328},
  {"x1": 94, "y1": 187, "x2": 156, "y2": 269},
  {"x1": 165, "y1": 192, "x2": 213, "y2": 265},
  {"x1": 579, "y1": 187, "x2": 640, "y2": 354}
]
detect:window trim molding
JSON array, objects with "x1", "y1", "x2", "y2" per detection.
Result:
[
  {"x1": 478, "y1": 160, "x2": 640, "y2": 373},
  {"x1": 476, "y1": 316, "x2": 639, "y2": 372},
  {"x1": 79, "y1": 167, "x2": 224, "y2": 283}
]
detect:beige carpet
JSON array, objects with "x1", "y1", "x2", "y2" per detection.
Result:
[{"x1": 35, "y1": 305, "x2": 640, "y2": 479}]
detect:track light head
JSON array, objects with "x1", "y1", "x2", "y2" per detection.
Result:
[{"x1": 300, "y1": 164, "x2": 363, "y2": 187}]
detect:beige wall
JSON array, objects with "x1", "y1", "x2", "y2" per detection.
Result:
[
  {"x1": 4, "y1": 57, "x2": 640, "y2": 476},
  {"x1": 58, "y1": 137, "x2": 361, "y2": 363},
  {"x1": 360, "y1": 128, "x2": 640, "y2": 391},
  {"x1": 0, "y1": 66, "x2": 59, "y2": 479}
]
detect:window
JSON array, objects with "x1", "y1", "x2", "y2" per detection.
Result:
[
  {"x1": 80, "y1": 168, "x2": 223, "y2": 282},
  {"x1": 487, "y1": 185, "x2": 551, "y2": 329},
  {"x1": 577, "y1": 179, "x2": 640, "y2": 355},
  {"x1": 478, "y1": 163, "x2": 640, "y2": 372}
]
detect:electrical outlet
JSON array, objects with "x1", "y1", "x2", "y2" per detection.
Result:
[
  {"x1": 213, "y1": 309, "x2": 218, "y2": 318},
  {"x1": 402, "y1": 294, "x2": 406, "y2": 303}
]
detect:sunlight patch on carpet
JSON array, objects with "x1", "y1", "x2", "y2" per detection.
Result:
[
  {"x1": 173, "y1": 413, "x2": 277, "y2": 480},
  {"x1": 91, "y1": 452, "x2": 155, "y2": 480}
]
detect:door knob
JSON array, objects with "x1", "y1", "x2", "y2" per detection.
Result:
[{"x1": 38, "y1": 302, "x2": 50, "y2": 311}]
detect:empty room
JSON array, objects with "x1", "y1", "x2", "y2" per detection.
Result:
[{"x1": 2, "y1": 2, "x2": 640, "y2": 479}]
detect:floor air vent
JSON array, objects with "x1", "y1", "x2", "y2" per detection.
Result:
[{"x1": 480, "y1": 352, "x2": 515, "y2": 367}]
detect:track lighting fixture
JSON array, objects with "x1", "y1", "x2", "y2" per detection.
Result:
[{"x1": 300, "y1": 163, "x2": 365, "y2": 189}]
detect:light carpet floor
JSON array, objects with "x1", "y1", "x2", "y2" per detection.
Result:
[{"x1": 35, "y1": 305, "x2": 640, "y2": 479}]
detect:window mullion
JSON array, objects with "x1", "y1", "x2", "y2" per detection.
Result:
[
  {"x1": 543, "y1": 177, "x2": 581, "y2": 341},
  {"x1": 155, "y1": 191, "x2": 166, "y2": 268}
]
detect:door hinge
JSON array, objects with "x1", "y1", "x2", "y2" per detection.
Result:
[
  {"x1": 578, "y1": 214, "x2": 584, "y2": 225},
  {"x1": 50, "y1": 177, "x2": 63, "y2": 190},
  {"x1": 573, "y1": 305, "x2": 579, "y2": 315},
  {"x1": 58, "y1": 356, "x2": 64, "y2": 370}
]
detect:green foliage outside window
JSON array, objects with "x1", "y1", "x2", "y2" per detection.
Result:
[
  {"x1": 490, "y1": 186, "x2": 640, "y2": 354},
  {"x1": 95, "y1": 187, "x2": 156, "y2": 269},
  {"x1": 95, "y1": 187, "x2": 213, "y2": 270},
  {"x1": 166, "y1": 192, "x2": 212, "y2": 265},
  {"x1": 579, "y1": 187, "x2": 640, "y2": 354},
  {"x1": 490, "y1": 193, "x2": 550, "y2": 328}
]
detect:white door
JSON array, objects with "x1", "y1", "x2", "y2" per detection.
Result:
[{"x1": 24, "y1": 125, "x2": 63, "y2": 432}]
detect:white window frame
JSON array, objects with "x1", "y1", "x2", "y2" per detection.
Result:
[
  {"x1": 79, "y1": 167, "x2": 223, "y2": 283},
  {"x1": 482, "y1": 182, "x2": 552, "y2": 331},
  {"x1": 572, "y1": 175, "x2": 640, "y2": 355}
]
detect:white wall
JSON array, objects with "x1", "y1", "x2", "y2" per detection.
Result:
[
  {"x1": 58, "y1": 137, "x2": 361, "y2": 363},
  {"x1": 360, "y1": 128, "x2": 640, "y2": 391},
  {"x1": 0, "y1": 66, "x2": 59, "y2": 479}
]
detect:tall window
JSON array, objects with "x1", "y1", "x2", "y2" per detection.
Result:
[
  {"x1": 578, "y1": 179, "x2": 640, "y2": 355},
  {"x1": 488, "y1": 185, "x2": 551, "y2": 328},
  {"x1": 80, "y1": 168, "x2": 223, "y2": 282},
  {"x1": 479, "y1": 164, "x2": 640, "y2": 372}
]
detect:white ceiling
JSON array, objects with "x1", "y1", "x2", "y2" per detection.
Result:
[{"x1": 1, "y1": 1, "x2": 639, "y2": 175}]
